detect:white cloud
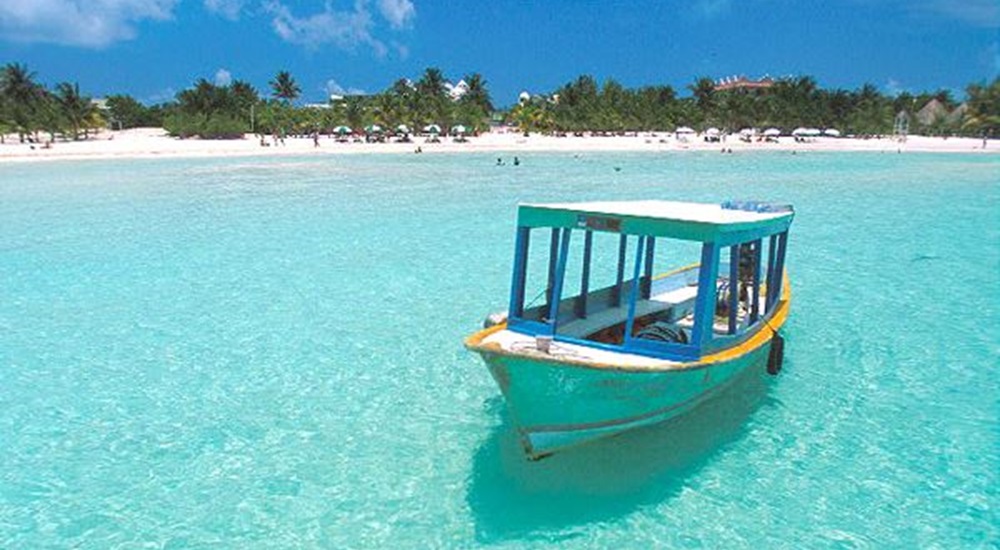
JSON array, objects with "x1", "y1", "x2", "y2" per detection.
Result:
[
  {"x1": 377, "y1": 0, "x2": 415, "y2": 29},
  {"x1": 692, "y1": 0, "x2": 732, "y2": 19},
  {"x1": 915, "y1": 0, "x2": 999, "y2": 28},
  {"x1": 325, "y1": 79, "x2": 365, "y2": 97},
  {"x1": 0, "y1": 0, "x2": 176, "y2": 47},
  {"x1": 884, "y1": 78, "x2": 904, "y2": 97},
  {"x1": 204, "y1": 0, "x2": 245, "y2": 20},
  {"x1": 853, "y1": 0, "x2": 1000, "y2": 28},
  {"x1": 264, "y1": 0, "x2": 383, "y2": 53},
  {"x1": 215, "y1": 68, "x2": 233, "y2": 86},
  {"x1": 145, "y1": 86, "x2": 176, "y2": 104},
  {"x1": 263, "y1": 0, "x2": 414, "y2": 55},
  {"x1": 392, "y1": 41, "x2": 409, "y2": 60}
]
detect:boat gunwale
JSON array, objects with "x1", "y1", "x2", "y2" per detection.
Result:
[{"x1": 464, "y1": 276, "x2": 791, "y2": 373}]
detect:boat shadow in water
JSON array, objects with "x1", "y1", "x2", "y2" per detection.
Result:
[{"x1": 467, "y1": 366, "x2": 774, "y2": 543}]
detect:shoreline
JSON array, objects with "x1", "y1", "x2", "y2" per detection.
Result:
[{"x1": 0, "y1": 128, "x2": 995, "y2": 163}]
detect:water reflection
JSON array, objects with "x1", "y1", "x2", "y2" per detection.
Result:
[{"x1": 467, "y1": 366, "x2": 774, "y2": 543}]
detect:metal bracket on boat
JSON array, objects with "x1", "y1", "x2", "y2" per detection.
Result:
[
  {"x1": 536, "y1": 335, "x2": 553, "y2": 354},
  {"x1": 483, "y1": 311, "x2": 508, "y2": 329}
]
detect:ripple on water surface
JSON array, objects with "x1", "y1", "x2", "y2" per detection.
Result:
[{"x1": 0, "y1": 152, "x2": 997, "y2": 548}]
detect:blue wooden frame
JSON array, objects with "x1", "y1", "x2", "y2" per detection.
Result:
[
  {"x1": 728, "y1": 244, "x2": 739, "y2": 334},
  {"x1": 613, "y1": 234, "x2": 627, "y2": 306},
  {"x1": 545, "y1": 228, "x2": 559, "y2": 312},
  {"x1": 576, "y1": 230, "x2": 593, "y2": 318},
  {"x1": 546, "y1": 228, "x2": 573, "y2": 334},
  {"x1": 508, "y1": 226, "x2": 531, "y2": 318},
  {"x1": 503, "y1": 219, "x2": 787, "y2": 361},
  {"x1": 769, "y1": 231, "x2": 788, "y2": 308},
  {"x1": 642, "y1": 236, "x2": 656, "y2": 299},
  {"x1": 750, "y1": 238, "x2": 762, "y2": 323},
  {"x1": 623, "y1": 236, "x2": 647, "y2": 347},
  {"x1": 691, "y1": 242, "x2": 720, "y2": 348},
  {"x1": 765, "y1": 233, "x2": 777, "y2": 313}
]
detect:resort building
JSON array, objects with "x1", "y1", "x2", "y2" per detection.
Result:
[
  {"x1": 714, "y1": 76, "x2": 775, "y2": 92},
  {"x1": 445, "y1": 80, "x2": 469, "y2": 101},
  {"x1": 916, "y1": 99, "x2": 949, "y2": 126}
]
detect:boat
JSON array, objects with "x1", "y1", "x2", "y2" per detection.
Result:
[{"x1": 465, "y1": 200, "x2": 794, "y2": 459}]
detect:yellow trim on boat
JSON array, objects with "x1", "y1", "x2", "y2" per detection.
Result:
[
  {"x1": 697, "y1": 281, "x2": 790, "y2": 366},
  {"x1": 464, "y1": 272, "x2": 792, "y2": 372},
  {"x1": 652, "y1": 262, "x2": 699, "y2": 281}
]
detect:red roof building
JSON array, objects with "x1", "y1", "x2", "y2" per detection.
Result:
[{"x1": 714, "y1": 76, "x2": 775, "y2": 92}]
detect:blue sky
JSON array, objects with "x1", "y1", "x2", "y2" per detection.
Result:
[{"x1": 0, "y1": 0, "x2": 997, "y2": 106}]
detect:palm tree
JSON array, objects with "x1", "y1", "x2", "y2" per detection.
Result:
[
  {"x1": 456, "y1": 73, "x2": 493, "y2": 132},
  {"x1": 1, "y1": 63, "x2": 45, "y2": 142},
  {"x1": 34, "y1": 91, "x2": 64, "y2": 143},
  {"x1": 688, "y1": 77, "x2": 716, "y2": 126},
  {"x1": 416, "y1": 67, "x2": 446, "y2": 99},
  {"x1": 0, "y1": 93, "x2": 10, "y2": 143},
  {"x1": 416, "y1": 67, "x2": 447, "y2": 125},
  {"x1": 177, "y1": 79, "x2": 222, "y2": 114},
  {"x1": 371, "y1": 93, "x2": 397, "y2": 128},
  {"x1": 963, "y1": 78, "x2": 1000, "y2": 138},
  {"x1": 389, "y1": 78, "x2": 418, "y2": 128},
  {"x1": 230, "y1": 80, "x2": 259, "y2": 110},
  {"x1": 230, "y1": 79, "x2": 260, "y2": 131},
  {"x1": 342, "y1": 96, "x2": 365, "y2": 131},
  {"x1": 54, "y1": 82, "x2": 96, "y2": 140},
  {"x1": 270, "y1": 71, "x2": 301, "y2": 103},
  {"x1": 461, "y1": 73, "x2": 493, "y2": 113}
]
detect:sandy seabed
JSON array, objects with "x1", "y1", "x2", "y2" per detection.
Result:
[{"x1": 0, "y1": 127, "x2": 995, "y2": 163}]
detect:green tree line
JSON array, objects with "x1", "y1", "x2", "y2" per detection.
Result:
[
  {"x1": 3, "y1": 61, "x2": 997, "y2": 141},
  {"x1": 0, "y1": 63, "x2": 105, "y2": 143},
  {"x1": 514, "y1": 75, "x2": 999, "y2": 138}
]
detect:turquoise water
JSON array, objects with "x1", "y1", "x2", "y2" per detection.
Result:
[{"x1": 1, "y1": 152, "x2": 997, "y2": 548}]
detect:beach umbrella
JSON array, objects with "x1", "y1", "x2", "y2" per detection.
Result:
[
  {"x1": 396, "y1": 124, "x2": 410, "y2": 134},
  {"x1": 804, "y1": 128, "x2": 821, "y2": 136},
  {"x1": 791, "y1": 127, "x2": 807, "y2": 136},
  {"x1": 739, "y1": 128, "x2": 754, "y2": 136},
  {"x1": 333, "y1": 125, "x2": 352, "y2": 135},
  {"x1": 364, "y1": 124, "x2": 382, "y2": 134},
  {"x1": 823, "y1": 128, "x2": 841, "y2": 137},
  {"x1": 423, "y1": 124, "x2": 441, "y2": 134},
  {"x1": 451, "y1": 125, "x2": 467, "y2": 135},
  {"x1": 675, "y1": 126, "x2": 695, "y2": 134},
  {"x1": 705, "y1": 127, "x2": 720, "y2": 136},
  {"x1": 763, "y1": 128, "x2": 781, "y2": 136}
]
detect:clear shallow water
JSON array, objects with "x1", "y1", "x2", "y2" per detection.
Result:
[{"x1": 0, "y1": 151, "x2": 997, "y2": 548}]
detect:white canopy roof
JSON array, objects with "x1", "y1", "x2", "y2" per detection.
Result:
[{"x1": 522, "y1": 200, "x2": 792, "y2": 226}]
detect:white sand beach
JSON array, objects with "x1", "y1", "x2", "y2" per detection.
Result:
[{"x1": 0, "y1": 127, "x2": 995, "y2": 162}]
